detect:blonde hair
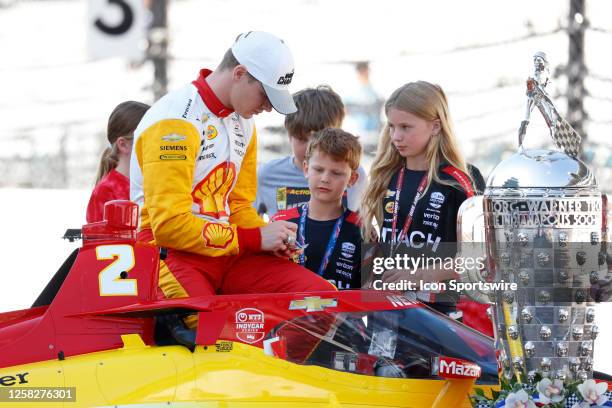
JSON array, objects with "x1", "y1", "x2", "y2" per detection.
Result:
[
  {"x1": 94, "y1": 101, "x2": 149, "y2": 184},
  {"x1": 361, "y1": 81, "x2": 470, "y2": 240}
]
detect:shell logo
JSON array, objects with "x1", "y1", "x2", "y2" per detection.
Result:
[
  {"x1": 192, "y1": 162, "x2": 236, "y2": 218},
  {"x1": 385, "y1": 201, "x2": 395, "y2": 214},
  {"x1": 202, "y1": 223, "x2": 234, "y2": 249},
  {"x1": 206, "y1": 125, "x2": 218, "y2": 140}
]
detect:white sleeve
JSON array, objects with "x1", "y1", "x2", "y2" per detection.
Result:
[{"x1": 347, "y1": 165, "x2": 368, "y2": 212}]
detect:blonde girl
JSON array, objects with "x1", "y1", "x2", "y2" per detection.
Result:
[{"x1": 361, "y1": 81, "x2": 490, "y2": 335}]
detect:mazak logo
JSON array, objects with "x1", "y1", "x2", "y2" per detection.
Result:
[
  {"x1": 437, "y1": 357, "x2": 481, "y2": 379},
  {"x1": 429, "y1": 191, "x2": 445, "y2": 209},
  {"x1": 277, "y1": 71, "x2": 294, "y2": 85},
  {"x1": 341, "y1": 242, "x2": 355, "y2": 258},
  {"x1": 235, "y1": 308, "x2": 265, "y2": 344}
]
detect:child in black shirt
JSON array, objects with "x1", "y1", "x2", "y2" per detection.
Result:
[
  {"x1": 360, "y1": 81, "x2": 491, "y2": 336},
  {"x1": 272, "y1": 128, "x2": 363, "y2": 290}
]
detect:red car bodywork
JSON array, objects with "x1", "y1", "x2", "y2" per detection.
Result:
[{"x1": 0, "y1": 200, "x2": 426, "y2": 371}]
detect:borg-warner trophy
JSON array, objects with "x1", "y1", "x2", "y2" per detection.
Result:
[{"x1": 458, "y1": 52, "x2": 609, "y2": 384}]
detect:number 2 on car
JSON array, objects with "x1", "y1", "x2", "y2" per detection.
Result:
[{"x1": 95, "y1": 245, "x2": 138, "y2": 296}]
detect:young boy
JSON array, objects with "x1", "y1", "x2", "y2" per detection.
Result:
[
  {"x1": 255, "y1": 86, "x2": 366, "y2": 216},
  {"x1": 272, "y1": 128, "x2": 362, "y2": 290}
]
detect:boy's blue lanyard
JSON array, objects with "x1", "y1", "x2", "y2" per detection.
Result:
[{"x1": 297, "y1": 203, "x2": 346, "y2": 276}]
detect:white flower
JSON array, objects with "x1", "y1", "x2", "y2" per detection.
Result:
[
  {"x1": 536, "y1": 378, "x2": 565, "y2": 403},
  {"x1": 505, "y1": 389, "x2": 536, "y2": 408},
  {"x1": 577, "y1": 379, "x2": 609, "y2": 406}
]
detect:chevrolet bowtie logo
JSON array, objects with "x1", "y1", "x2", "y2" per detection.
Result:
[{"x1": 289, "y1": 296, "x2": 338, "y2": 312}]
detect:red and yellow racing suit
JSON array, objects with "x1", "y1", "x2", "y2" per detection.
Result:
[
  {"x1": 130, "y1": 69, "x2": 335, "y2": 328},
  {"x1": 131, "y1": 69, "x2": 265, "y2": 257}
]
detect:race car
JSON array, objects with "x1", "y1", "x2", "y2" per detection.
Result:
[{"x1": 0, "y1": 200, "x2": 498, "y2": 407}]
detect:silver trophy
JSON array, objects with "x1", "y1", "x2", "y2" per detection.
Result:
[{"x1": 457, "y1": 52, "x2": 609, "y2": 383}]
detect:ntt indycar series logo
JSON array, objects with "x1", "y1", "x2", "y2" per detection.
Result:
[
  {"x1": 341, "y1": 242, "x2": 356, "y2": 259},
  {"x1": 235, "y1": 308, "x2": 265, "y2": 344},
  {"x1": 433, "y1": 356, "x2": 481, "y2": 379},
  {"x1": 428, "y1": 191, "x2": 445, "y2": 209}
]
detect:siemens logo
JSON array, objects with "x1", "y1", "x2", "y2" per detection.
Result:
[{"x1": 160, "y1": 146, "x2": 187, "y2": 151}]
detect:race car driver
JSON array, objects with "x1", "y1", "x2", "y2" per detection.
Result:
[{"x1": 130, "y1": 31, "x2": 337, "y2": 333}]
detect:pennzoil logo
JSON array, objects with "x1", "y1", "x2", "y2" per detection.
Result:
[
  {"x1": 206, "y1": 125, "x2": 218, "y2": 140},
  {"x1": 202, "y1": 223, "x2": 234, "y2": 249},
  {"x1": 160, "y1": 154, "x2": 186, "y2": 161},
  {"x1": 162, "y1": 134, "x2": 186, "y2": 142},
  {"x1": 289, "y1": 296, "x2": 337, "y2": 312},
  {"x1": 235, "y1": 308, "x2": 265, "y2": 344}
]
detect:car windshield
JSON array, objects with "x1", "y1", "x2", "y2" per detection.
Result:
[{"x1": 265, "y1": 303, "x2": 497, "y2": 384}]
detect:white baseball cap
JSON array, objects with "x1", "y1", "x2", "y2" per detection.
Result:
[{"x1": 231, "y1": 31, "x2": 297, "y2": 115}]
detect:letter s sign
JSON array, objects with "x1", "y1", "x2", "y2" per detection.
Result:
[{"x1": 87, "y1": 0, "x2": 146, "y2": 60}]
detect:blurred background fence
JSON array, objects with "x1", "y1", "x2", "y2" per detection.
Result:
[{"x1": 0, "y1": 0, "x2": 611, "y2": 192}]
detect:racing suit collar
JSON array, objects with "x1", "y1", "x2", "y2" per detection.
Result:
[{"x1": 192, "y1": 69, "x2": 234, "y2": 118}]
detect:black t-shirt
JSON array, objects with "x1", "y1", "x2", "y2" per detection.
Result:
[
  {"x1": 272, "y1": 206, "x2": 362, "y2": 290},
  {"x1": 378, "y1": 163, "x2": 485, "y2": 312},
  {"x1": 380, "y1": 164, "x2": 485, "y2": 254}
]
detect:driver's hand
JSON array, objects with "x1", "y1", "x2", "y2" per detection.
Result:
[{"x1": 260, "y1": 221, "x2": 297, "y2": 252}]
